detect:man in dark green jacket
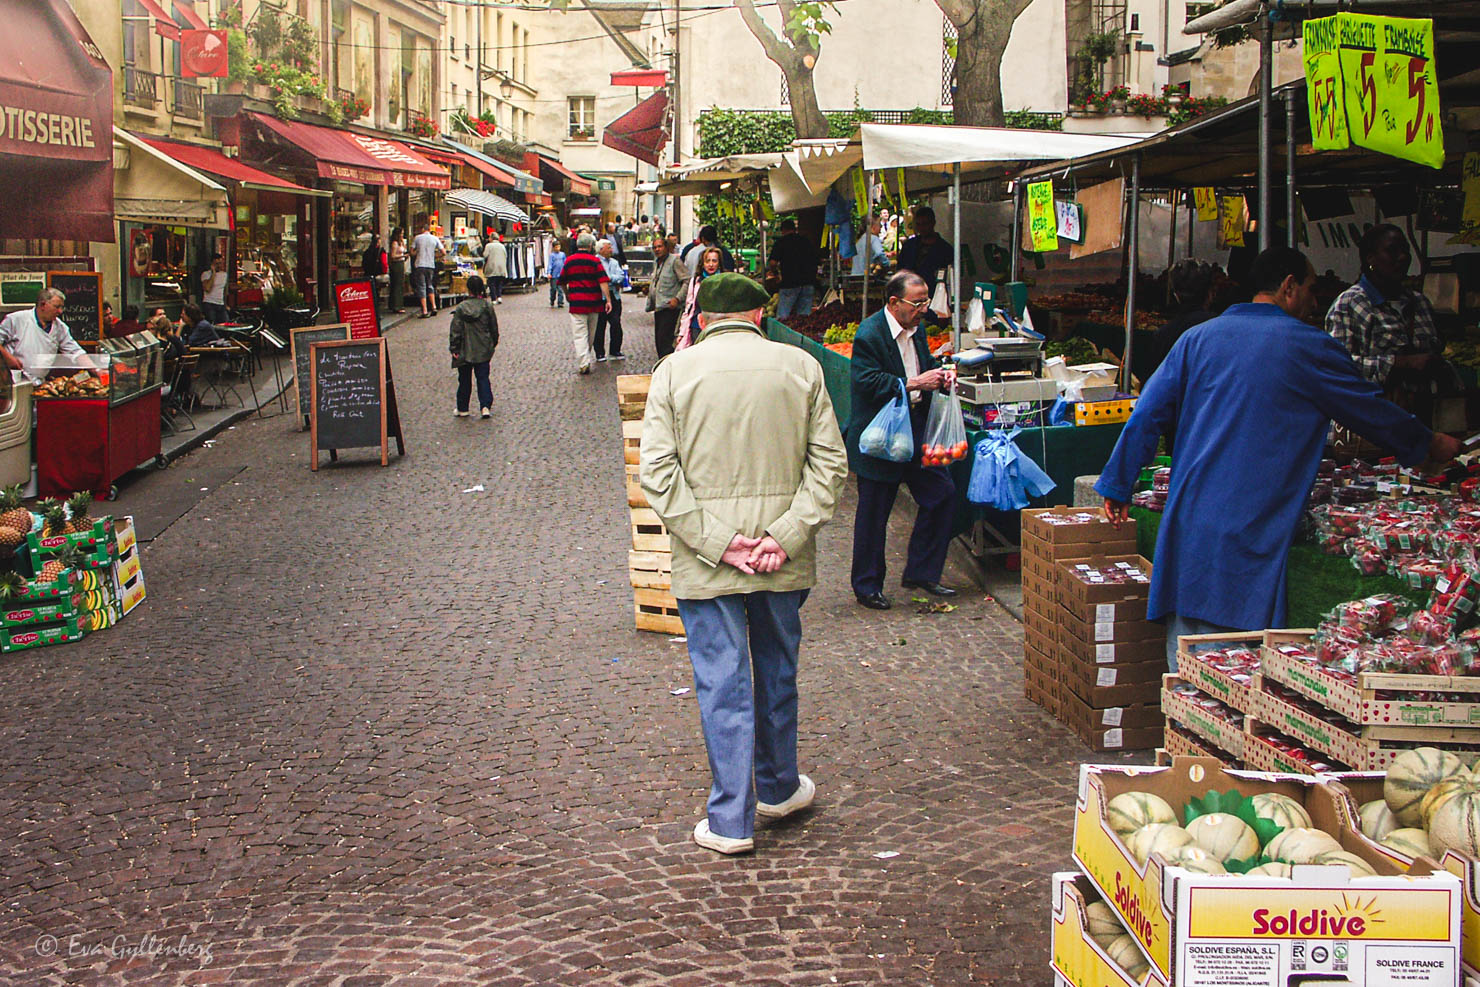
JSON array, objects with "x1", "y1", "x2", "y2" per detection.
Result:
[{"x1": 845, "y1": 271, "x2": 957, "y2": 610}]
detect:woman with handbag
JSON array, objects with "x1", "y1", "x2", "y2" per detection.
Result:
[{"x1": 387, "y1": 228, "x2": 408, "y2": 313}]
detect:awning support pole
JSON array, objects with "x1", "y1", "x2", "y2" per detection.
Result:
[
  {"x1": 952, "y1": 161, "x2": 962, "y2": 353},
  {"x1": 1122, "y1": 153, "x2": 1141, "y2": 394},
  {"x1": 1257, "y1": 4, "x2": 1272, "y2": 251},
  {"x1": 1010, "y1": 181, "x2": 1022, "y2": 282},
  {"x1": 861, "y1": 171, "x2": 869, "y2": 331},
  {"x1": 1285, "y1": 88, "x2": 1297, "y2": 247}
]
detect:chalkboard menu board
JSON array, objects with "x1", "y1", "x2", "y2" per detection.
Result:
[
  {"x1": 47, "y1": 271, "x2": 103, "y2": 342},
  {"x1": 311, "y1": 339, "x2": 387, "y2": 469},
  {"x1": 290, "y1": 323, "x2": 350, "y2": 426}
]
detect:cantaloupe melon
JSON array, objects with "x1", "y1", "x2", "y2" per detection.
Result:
[
  {"x1": 1427, "y1": 789, "x2": 1480, "y2": 859},
  {"x1": 1104, "y1": 934, "x2": 1150, "y2": 979},
  {"x1": 1162, "y1": 844, "x2": 1229, "y2": 874},
  {"x1": 1385, "y1": 747, "x2": 1467, "y2": 827},
  {"x1": 1251, "y1": 792, "x2": 1312, "y2": 831},
  {"x1": 1267, "y1": 827, "x2": 1342, "y2": 863},
  {"x1": 1106, "y1": 791, "x2": 1177, "y2": 839},
  {"x1": 1421, "y1": 777, "x2": 1480, "y2": 828},
  {"x1": 1311, "y1": 849, "x2": 1379, "y2": 877},
  {"x1": 1358, "y1": 799, "x2": 1397, "y2": 841},
  {"x1": 1126, "y1": 823, "x2": 1196, "y2": 865},
  {"x1": 1247, "y1": 862, "x2": 1293, "y2": 878},
  {"x1": 1379, "y1": 828, "x2": 1431, "y2": 859},
  {"x1": 1084, "y1": 901, "x2": 1124, "y2": 944},
  {"x1": 1186, "y1": 813, "x2": 1259, "y2": 862}
]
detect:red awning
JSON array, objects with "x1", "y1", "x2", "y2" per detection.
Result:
[
  {"x1": 136, "y1": 0, "x2": 181, "y2": 40},
  {"x1": 0, "y1": 0, "x2": 113, "y2": 240},
  {"x1": 139, "y1": 137, "x2": 322, "y2": 195},
  {"x1": 602, "y1": 91, "x2": 670, "y2": 167},
  {"x1": 455, "y1": 152, "x2": 515, "y2": 189},
  {"x1": 172, "y1": 1, "x2": 209, "y2": 31},
  {"x1": 610, "y1": 70, "x2": 669, "y2": 87},
  {"x1": 536, "y1": 155, "x2": 592, "y2": 196},
  {"x1": 248, "y1": 113, "x2": 450, "y2": 189}
]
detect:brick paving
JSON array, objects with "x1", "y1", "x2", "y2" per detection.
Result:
[{"x1": 0, "y1": 287, "x2": 1148, "y2": 986}]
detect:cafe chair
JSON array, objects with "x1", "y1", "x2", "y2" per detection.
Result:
[{"x1": 162, "y1": 355, "x2": 198, "y2": 433}]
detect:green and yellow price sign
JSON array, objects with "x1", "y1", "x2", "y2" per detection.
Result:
[{"x1": 1026, "y1": 180, "x2": 1059, "y2": 252}]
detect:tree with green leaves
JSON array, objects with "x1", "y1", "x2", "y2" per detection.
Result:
[
  {"x1": 935, "y1": 0, "x2": 1035, "y2": 127},
  {"x1": 734, "y1": 0, "x2": 835, "y2": 139}
]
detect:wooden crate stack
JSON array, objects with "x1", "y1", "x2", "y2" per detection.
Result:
[{"x1": 619, "y1": 374, "x2": 684, "y2": 635}]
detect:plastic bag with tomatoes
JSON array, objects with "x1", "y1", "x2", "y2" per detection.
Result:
[{"x1": 920, "y1": 382, "x2": 969, "y2": 467}]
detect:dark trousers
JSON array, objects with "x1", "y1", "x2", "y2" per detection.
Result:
[
  {"x1": 654, "y1": 306, "x2": 680, "y2": 357},
  {"x1": 202, "y1": 302, "x2": 229, "y2": 325},
  {"x1": 595, "y1": 296, "x2": 623, "y2": 358},
  {"x1": 456, "y1": 361, "x2": 492, "y2": 412},
  {"x1": 488, "y1": 275, "x2": 504, "y2": 300},
  {"x1": 851, "y1": 411, "x2": 955, "y2": 596}
]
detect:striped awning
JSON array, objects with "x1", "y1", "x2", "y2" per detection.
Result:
[{"x1": 445, "y1": 188, "x2": 530, "y2": 224}]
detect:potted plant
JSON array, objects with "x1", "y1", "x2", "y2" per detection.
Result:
[
  {"x1": 1106, "y1": 86, "x2": 1131, "y2": 114},
  {"x1": 1162, "y1": 84, "x2": 1186, "y2": 109},
  {"x1": 1127, "y1": 92, "x2": 1163, "y2": 117},
  {"x1": 409, "y1": 112, "x2": 439, "y2": 139}
]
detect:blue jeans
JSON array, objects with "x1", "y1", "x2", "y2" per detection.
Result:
[
  {"x1": 1164, "y1": 613, "x2": 1239, "y2": 672},
  {"x1": 677, "y1": 589, "x2": 809, "y2": 840},
  {"x1": 456, "y1": 361, "x2": 492, "y2": 412},
  {"x1": 202, "y1": 302, "x2": 229, "y2": 325},
  {"x1": 776, "y1": 285, "x2": 815, "y2": 320},
  {"x1": 549, "y1": 279, "x2": 566, "y2": 306}
]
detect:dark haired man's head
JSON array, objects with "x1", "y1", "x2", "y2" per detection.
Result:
[
  {"x1": 698, "y1": 225, "x2": 718, "y2": 244},
  {"x1": 1249, "y1": 247, "x2": 1317, "y2": 322},
  {"x1": 1170, "y1": 261, "x2": 1215, "y2": 313},
  {"x1": 467, "y1": 275, "x2": 486, "y2": 297},
  {"x1": 122, "y1": 304, "x2": 139, "y2": 321},
  {"x1": 912, "y1": 206, "x2": 936, "y2": 238},
  {"x1": 778, "y1": 218, "x2": 796, "y2": 233},
  {"x1": 183, "y1": 302, "x2": 205, "y2": 324}
]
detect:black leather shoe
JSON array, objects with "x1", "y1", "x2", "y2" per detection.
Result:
[
  {"x1": 902, "y1": 580, "x2": 957, "y2": 597},
  {"x1": 856, "y1": 592, "x2": 891, "y2": 610}
]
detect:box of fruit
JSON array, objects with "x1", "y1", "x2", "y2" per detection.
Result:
[
  {"x1": 0, "y1": 613, "x2": 86, "y2": 652},
  {"x1": 1050, "y1": 871, "x2": 1167, "y2": 987},
  {"x1": 1073, "y1": 756, "x2": 1461, "y2": 985},
  {"x1": 1174, "y1": 633, "x2": 1261, "y2": 714}
]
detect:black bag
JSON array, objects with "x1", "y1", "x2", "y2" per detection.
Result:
[{"x1": 362, "y1": 244, "x2": 386, "y2": 277}]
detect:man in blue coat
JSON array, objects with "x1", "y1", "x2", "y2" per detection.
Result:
[
  {"x1": 846, "y1": 271, "x2": 957, "y2": 609},
  {"x1": 1096, "y1": 247, "x2": 1460, "y2": 667}
]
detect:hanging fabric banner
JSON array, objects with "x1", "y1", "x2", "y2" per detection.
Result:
[
  {"x1": 1026, "y1": 181, "x2": 1059, "y2": 252},
  {"x1": 852, "y1": 168, "x2": 869, "y2": 215},
  {"x1": 896, "y1": 169, "x2": 908, "y2": 210},
  {"x1": 1192, "y1": 187, "x2": 1219, "y2": 222}
]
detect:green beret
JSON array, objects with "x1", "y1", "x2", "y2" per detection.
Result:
[{"x1": 696, "y1": 272, "x2": 769, "y2": 313}]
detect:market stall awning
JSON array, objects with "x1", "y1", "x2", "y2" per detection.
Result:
[
  {"x1": 135, "y1": 0, "x2": 180, "y2": 39},
  {"x1": 655, "y1": 152, "x2": 790, "y2": 195},
  {"x1": 858, "y1": 123, "x2": 1144, "y2": 175},
  {"x1": 113, "y1": 127, "x2": 230, "y2": 229},
  {"x1": 602, "y1": 91, "x2": 669, "y2": 167},
  {"x1": 248, "y1": 112, "x2": 450, "y2": 189},
  {"x1": 442, "y1": 138, "x2": 543, "y2": 195},
  {"x1": 536, "y1": 154, "x2": 592, "y2": 196},
  {"x1": 445, "y1": 188, "x2": 530, "y2": 224},
  {"x1": 172, "y1": 1, "x2": 209, "y2": 32},
  {"x1": 0, "y1": 0, "x2": 114, "y2": 241},
  {"x1": 138, "y1": 136, "x2": 327, "y2": 196}
]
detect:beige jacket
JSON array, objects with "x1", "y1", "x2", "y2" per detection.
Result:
[{"x1": 640, "y1": 319, "x2": 848, "y2": 600}]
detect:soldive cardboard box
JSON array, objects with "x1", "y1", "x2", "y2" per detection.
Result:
[
  {"x1": 1073, "y1": 757, "x2": 1462, "y2": 985},
  {"x1": 1051, "y1": 871, "x2": 1168, "y2": 987}
]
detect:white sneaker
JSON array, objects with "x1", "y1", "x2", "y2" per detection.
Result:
[
  {"x1": 693, "y1": 818, "x2": 753, "y2": 855},
  {"x1": 609, "y1": 353, "x2": 626, "y2": 361},
  {"x1": 756, "y1": 775, "x2": 816, "y2": 820},
  {"x1": 597, "y1": 355, "x2": 611, "y2": 362},
  {"x1": 480, "y1": 408, "x2": 491, "y2": 419},
  {"x1": 453, "y1": 409, "x2": 470, "y2": 418}
]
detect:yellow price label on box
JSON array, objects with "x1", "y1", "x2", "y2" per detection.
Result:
[
  {"x1": 1026, "y1": 180, "x2": 1059, "y2": 252},
  {"x1": 1303, "y1": 16, "x2": 1349, "y2": 150},
  {"x1": 1339, "y1": 13, "x2": 1444, "y2": 169},
  {"x1": 1192, "y1": 187, "x2": 1218, "y2": 222}
]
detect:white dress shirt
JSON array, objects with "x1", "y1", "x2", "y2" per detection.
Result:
[
  {"x1": 0, "y1": 307, "x2": 86, "y2": 384},
  {"x1": 885, "y1": 306, "x2": 921, "y2": 403}
]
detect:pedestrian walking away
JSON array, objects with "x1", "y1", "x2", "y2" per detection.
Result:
[
  {"x1": 388, "y1": 227, "x2": 408, "y2": 312},
  {"x1": 412, "y1": 220, "x2": 443, "y2": 318},
  {"x1": 448, "y1": 275, "x2": 499, "y2": 419},
  {"x1": 640, "y1": 272, "x2": 848, "y2": 855},
  {"x1": 558, "y1": 233, "x2": 610, "y2": 375},
  {"x1": 593, "y1": 238, "x2": 625, "y2": 362},
  {"x1": 482, "y1": 233, "x2": 508, "y2": 304},
  {"x1": 846, "y1": 271, "x2": 959, "y2": 611},
  {"x1": 771, "y1": 218, "x2": 819, "y2": 320},
  {"x1": 646, "y1": 236, "x2": 688, "y2": 358},
  {"x1": 1096, "y1": 247, "x2": 1461, "y2": 668},
  {"x1": 547, "y1": 244, "x2": 567, "y2": 308}
]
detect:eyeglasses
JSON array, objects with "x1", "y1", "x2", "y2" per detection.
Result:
[{"x1": 895, "y1": 297, "x2": 930, "y2": 310}]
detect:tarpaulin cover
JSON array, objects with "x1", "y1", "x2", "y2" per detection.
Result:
[{"x1": 602, "y1": 91, "x2": 669, "y2": 167}]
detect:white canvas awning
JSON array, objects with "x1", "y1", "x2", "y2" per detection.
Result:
[
  {"x1": 445, "y1": 188, "x2": 530, "y2": 224},
  {"x1": 112, "y1": 126, "x2": 231, "y2": 229},
  {"x1": 856, "y1": 123, "x2": 1145, "y2": 176}
]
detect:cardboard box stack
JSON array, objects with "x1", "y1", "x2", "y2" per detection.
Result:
[
  {"x1": 1020, "y1": 509, "x2": 1163, "y2": 750},
  {"x1": 2, "y1": 514, "x2": 147, "y2": 653},
  {"x1": 618, "y1": 375, "x2": 683, "y2": 635}
]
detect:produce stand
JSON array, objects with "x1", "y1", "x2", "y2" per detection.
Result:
[{"x1": 34, "y1": 331, "x2": 165, "y2": 499}]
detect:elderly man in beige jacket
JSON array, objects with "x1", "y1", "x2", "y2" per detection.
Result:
[{"x1": 641, "y1": 273, "x2": 848, "y2": 855}]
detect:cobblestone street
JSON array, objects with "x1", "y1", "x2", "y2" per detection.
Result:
[{"x1": 0, "y1": 289, "x2": 1139, "y2": 986}]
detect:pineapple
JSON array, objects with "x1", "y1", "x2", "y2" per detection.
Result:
[
  {"x1": 38, "y1": 500, "x2": 67, "y2": 538},
  {"x1": 65, "y1": 492, "x2": 93, "y2": 534},
  {"x1": 0, "y1": 527, "x2": 24, "y2": 552},
  {"x1": 39, "y1": 545, "x2": 82, "y2": 583},
  {"x1": 0, "y1": 485, "x2": 30, "y2": 532},
  {"x1": 0, "y1": 571, "x2": 27, "y2": 602}
]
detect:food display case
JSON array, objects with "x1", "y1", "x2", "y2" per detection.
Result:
[{"x1": 33, "y1": 334, "x2": 164, "y2": 498}]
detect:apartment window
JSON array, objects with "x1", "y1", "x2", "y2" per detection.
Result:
[
  {"x1": 451, "y1": 33, "x2": 458, "y2": 57},
  {"x1": 465, "y1": 43, "x2": 471, "y2": 60},
  {"x1": 568, "y1": 96, "x2": 595, "y2": 139}
]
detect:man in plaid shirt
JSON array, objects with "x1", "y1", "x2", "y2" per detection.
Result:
[{"x1": 1325, "y1": 224, "x2": 1441, "y2": 398}]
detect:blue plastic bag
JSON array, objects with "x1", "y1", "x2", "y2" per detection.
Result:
[
  {"x1": 966, "y1": 428, "x2": 1057, "y2": 509},
  {"x1": 858, "y1": 380, "x2": 915, "y2": 463}
]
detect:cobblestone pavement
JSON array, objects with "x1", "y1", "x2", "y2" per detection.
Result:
[{"x1": 0, "y1": 288, "x2": 1146, "y2": 986}]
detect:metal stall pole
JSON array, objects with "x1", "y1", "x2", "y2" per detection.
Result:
[
  {"x1": 1122, "y1": 154, "x2": 1142, "y2": 394},
  {"x1": 1010, "y1": 181, "x2": 1022, "y2": 282},
  {"x1": 952, "y1": 161, "x2": 962, "y2": 352},
  {"x1": 1257, "y1": 3, "x2": 1273, "y2": 250},
  {"x1": 860, "y1": 171, "x2": 869, "y2": 330},
  {"x1": 1285, "y1": 89, "x2": 1297, "y2": 246}
]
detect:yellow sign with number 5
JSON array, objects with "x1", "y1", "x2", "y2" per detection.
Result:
[{"x1": 1337, "y1": 13, "x2": 1444, "y2": 169}]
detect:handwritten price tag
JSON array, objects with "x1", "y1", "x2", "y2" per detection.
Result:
[
  {"x1": 1192, "y1": 187, "x2": 1219, "y2": 222},
  {"x1": 1026, "y1": 180, "x2": 1059, "y2": 252},
  {"x1": 1218, "y1": 196, "x2": 1246, "y2": 249},
  {"x1": 1335, "y1": 14, "x2": 1444, "y2": 170},
  {"x1": 1303, "y1": 16, "x2": 1349, "y2": 151}
]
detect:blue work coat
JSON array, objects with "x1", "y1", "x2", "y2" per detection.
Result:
[{"x1": 1095, "y1": 303, "x2": 1431, "y2": 630}]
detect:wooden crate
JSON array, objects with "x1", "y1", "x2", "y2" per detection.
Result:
[
  {"x1": 1160, "y1": 674, "x2": 1246, "y2": 759},
  {"x1": 634, "y1": 586, "x2": 684, "y2": 635},
  {"x1": 1175, "y1": 631, "x2": 1263, "y2": 714},
  {"x1": 617, "y1": 374, "x2": 650, "y2": 421},
  {"x1": 622, "y1": 419, "x2": 643, "y2": 465},
  {"x1": 629, "y1": 507, "x2": 670, "y2": 553},
  {"x1": 628, "y1": 549, "x2": 672, "y2": 590},
  {"x1": 624, "y1": 464, "x2": 647, "y2": 508}
]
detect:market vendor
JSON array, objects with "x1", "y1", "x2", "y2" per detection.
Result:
[
  {"x1": 896, "y1": 207, "x2": 953, "y2": 321},
  {"x1": 0, "y1": 287, "x2": 91, "y2": 384},
  {"x1": 1326, "y1": 224, "x2": 1449, "y2": 425},
  {"x1": 1095, "y1": 247, "x2": 1461, "y2": 669}
]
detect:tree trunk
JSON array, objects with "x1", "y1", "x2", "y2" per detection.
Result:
[
  {"x1": 936, "y1": 0, "x2": 1034, "y2": 128},
  {"x1": 735, "y1": 0, "x2": 831, "y2": 139}
]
